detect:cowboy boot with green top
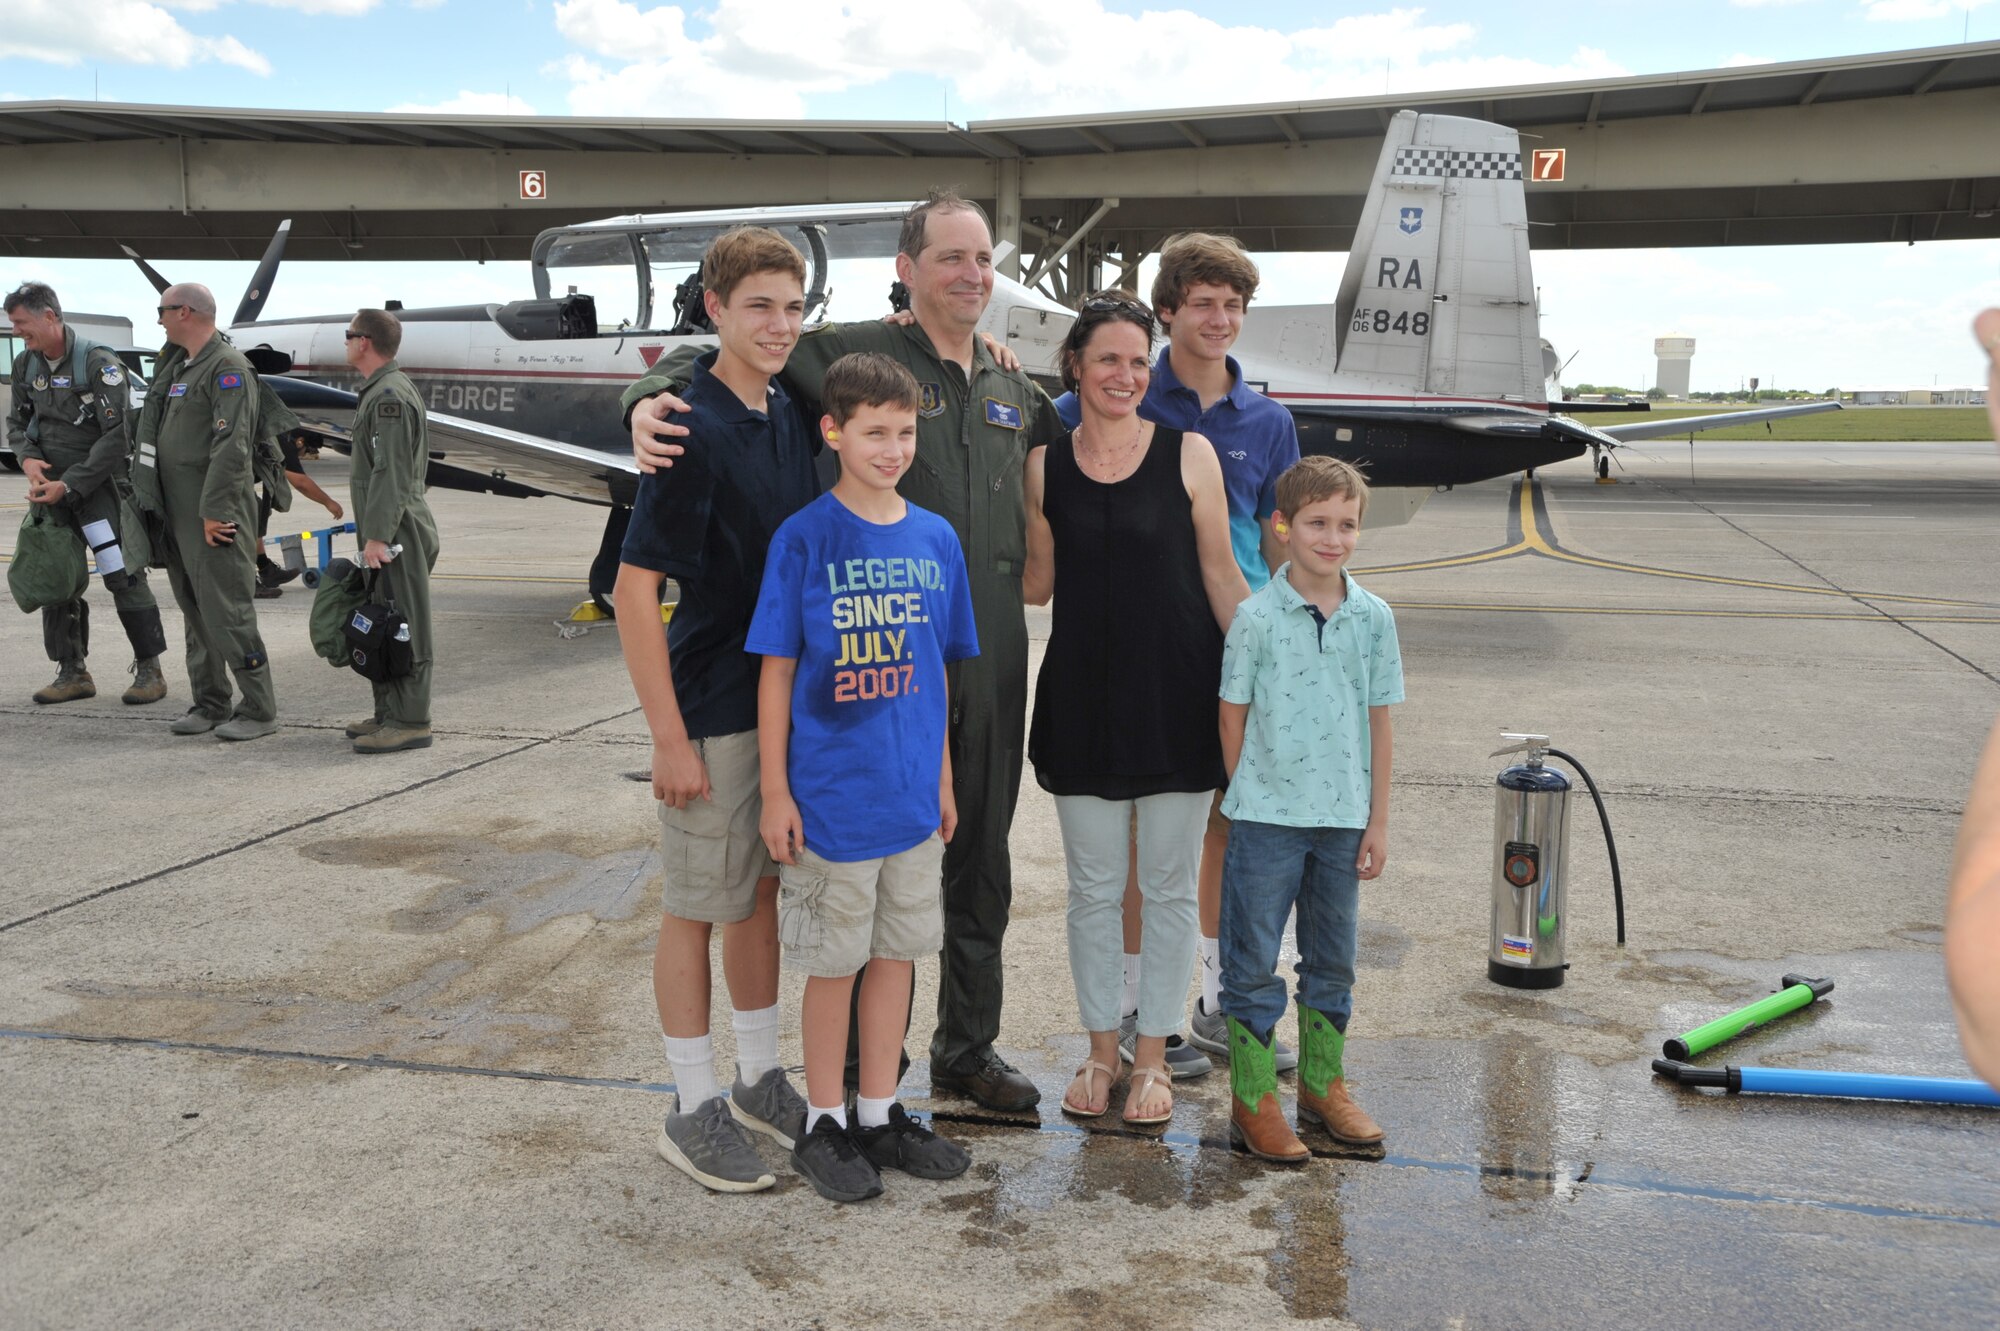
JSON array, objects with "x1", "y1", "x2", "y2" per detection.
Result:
[
  {"x1": 1296, "y1": 1004, "x2": 1384, "y2": 1145},
  {"x1": 1227, "y1": 1016, "x2": 1308, "y2": 1163}
]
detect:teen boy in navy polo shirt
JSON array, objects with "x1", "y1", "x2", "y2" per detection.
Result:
[
  {"x1": 615, "y1": 228, "x2": 821, "y2": 1194},
  {"x1": 1053, "y1": 233, "x2": 1301, "y2": 1076}
]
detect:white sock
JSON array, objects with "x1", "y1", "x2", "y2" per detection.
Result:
[
  {"x1": 731, "y1": 1005, "x2": 781, "y2": 1084},
  {"x1": 807, "y1": 1102, "x2": 847, "y2": 1133},
  {"x1": 1120, "y1": 953, "x2": 1142, "y2": 1018},
  {"x1": 856, "y1": 1094, "x2": 895, "y2": 1129},
  {"x1": 1199, "y1": 935, "x2": 1222, "y2": 1012},
  {"x1": 663, "y1": 1033, "x2": 719, "y2": 1109}
]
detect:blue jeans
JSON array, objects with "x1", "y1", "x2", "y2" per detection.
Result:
[{"x1": 1219, "y1": 820, "x2": 1363, "y2": 1040}]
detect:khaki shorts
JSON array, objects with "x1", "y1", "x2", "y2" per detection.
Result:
[
  {"x1": 1207, "y1": 788, "x2": 1231, "y2": 840},
  {"x1": 657, "y1": 729, "x2": 777, "y2": 924},
  {"x1": 777, "y1": 833, "x2": 946, "y2": 978}
]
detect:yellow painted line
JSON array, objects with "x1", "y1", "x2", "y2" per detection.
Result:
[
  {"x1": 1516, "y1": 482, "x2": 1998, "y2": 610},
  {"x1": 1392, "y1": 601, "x2": 2000, "y2": 624}
]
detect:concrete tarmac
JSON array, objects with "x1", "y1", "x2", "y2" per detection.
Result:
[{"x1": 3, "y1": 440, "x2": 1997, "y2": 1330}]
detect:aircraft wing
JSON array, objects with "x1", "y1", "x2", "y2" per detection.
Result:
[
  {"x1": 268, "y1": 376, "x2": 638, "y2": 506},
  {"x1": 1596, "y1": 400, "x2": 1842, "y2": 442}
]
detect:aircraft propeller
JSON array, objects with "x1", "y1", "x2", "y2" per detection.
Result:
[{"x1": 232, "y1": 219, "x2": 292, "y2": 326}]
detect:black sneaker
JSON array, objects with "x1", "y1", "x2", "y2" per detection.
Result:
[
  {"x1": 789, "y1": 1114, "x2": 883, "y2": 1203},
  {"x1": 853, "y1": 1103, "x2": 970, "y2": 1180}
]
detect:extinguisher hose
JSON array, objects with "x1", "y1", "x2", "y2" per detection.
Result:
[{"x1": 1546, "y1": 749, "x2": 1626, "y2": 946}]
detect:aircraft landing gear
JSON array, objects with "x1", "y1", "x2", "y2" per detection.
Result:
[{"x1": 1591, "y1": 446, "x2": 1613, "y2": 483}]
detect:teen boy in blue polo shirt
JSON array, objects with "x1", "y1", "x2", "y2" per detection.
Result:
[
  {"x1": 1217, "y1": 456, "x2": 1403, "y2": 1163},
  {"x1": 615, "y1": 228, "x2": 821, "y2": 1194},
  {"x1": 1054, "y1": 233, "x2": 1301, "y2": 1076}
]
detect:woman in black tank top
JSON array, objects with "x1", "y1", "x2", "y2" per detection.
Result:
[{"x1": 1022, "y1": 293, "x2": 1250, "y2": 1126}]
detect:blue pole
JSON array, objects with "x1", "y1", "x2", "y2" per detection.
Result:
[{"x1": 1735, "y1": 1066, "x2": 2000, "y2": 1106}]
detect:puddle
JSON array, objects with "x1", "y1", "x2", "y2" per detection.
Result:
[
  {"x1": 54, "y1": 959, "x2": 568, "y2": 1064},
  {"x1": 298, "y1": 832, "x2": 657, "y2": 936}
]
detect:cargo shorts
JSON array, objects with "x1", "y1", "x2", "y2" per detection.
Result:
[
  {"x1": 777, "y1": 833, "x2": 947, "y2": 979},
  {"x1": 657, "y1": 729, "x2": 777, "y2": 924}
]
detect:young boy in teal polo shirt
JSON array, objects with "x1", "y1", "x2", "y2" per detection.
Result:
[{"x1": 1217, "y1": 456, "x2": 1404, "y2": 1163}]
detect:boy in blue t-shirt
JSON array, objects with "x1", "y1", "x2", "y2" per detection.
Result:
[
  {"x1": 615, "y1": 228, "x2": 820, "y2": 1195},
  {"x1": 1217, "y1": 456, "x2": 1404, "y2": 1164},
  {"x1": 747, "y1": 353, "x2": 979, "y2": 1203}
]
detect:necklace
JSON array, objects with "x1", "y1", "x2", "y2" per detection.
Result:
[{"x1": 1073, "y1": 421, "x2": 1147, "y2": 479}]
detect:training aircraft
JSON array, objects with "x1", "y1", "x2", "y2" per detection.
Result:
[{"x1": 131, "y1": 110, "x2": 1835, "y2": 602}]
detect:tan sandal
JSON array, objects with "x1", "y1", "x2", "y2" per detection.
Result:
[
  {"x1": 1062, "y1": 1059, "x2": 1117, "y2": 1118},
  {"x1": 1121, "y1": 1065, "x2": 1173, "y2": 1126}
]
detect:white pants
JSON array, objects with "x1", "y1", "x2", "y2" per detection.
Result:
[{"x1": 1053, "y1": 790, "x2": 1211, "y2": 1036}]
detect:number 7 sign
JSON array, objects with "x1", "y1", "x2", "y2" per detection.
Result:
[{"x1": 1531, "y1": 149, "x2": 1566, "y2": 182}]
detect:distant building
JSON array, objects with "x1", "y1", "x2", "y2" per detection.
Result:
[
  {"x1": 1845, "y1": 387, "x2": 1988, "y2": 405},
  {"x1": 1654, "y1": 335, "x2": 1695, "y2": 398}
]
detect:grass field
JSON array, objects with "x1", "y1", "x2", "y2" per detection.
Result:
[{"x1": 1573, "y1": 405, "x2": 1991, "y2": 442}]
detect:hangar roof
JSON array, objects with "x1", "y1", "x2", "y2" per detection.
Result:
[
  {"x1": 4, "y1": 40, "x2": 1994, "y2": 156},
  {"x1": 2, "y1": 40, "x2": 1996, "y2": 263}
]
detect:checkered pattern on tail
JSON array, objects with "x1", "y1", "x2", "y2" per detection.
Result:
[{"x1": 1392, "y1": 147, "x2": 1522, "y2": 180}]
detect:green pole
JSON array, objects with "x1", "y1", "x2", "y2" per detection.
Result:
[{"x1": 1662, "y1": 974, "x2": 1833, "y2": 1060}]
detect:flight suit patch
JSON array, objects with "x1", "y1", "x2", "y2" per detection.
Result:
[
  {"x1": 378, "y1": 401, "x2": 402, "y2": 418},
  {"x1": 51, "y1": 375, "x2": 72, "y2": 388},
  {"x1": 216, "y1": 418, "x2": 230, "y2": 432},
  {"x1": 217, "y1": 371, "x2": 244, "y2": 391},
  {"x1": 32, "y1": 376, "x2": 48, "y2": 391},
  {"x1": 100, "y1": 364, "x2": 124, "y2": 386},
  {"x1": 168, "y1": 383, "x2": 189, "y2": 397},
  {"x1": 918, "y1": 382, "x2": 945, "y2": 419},
  {"x1": 984, "y1": 398, "x2": 1024, "y2": 430}
]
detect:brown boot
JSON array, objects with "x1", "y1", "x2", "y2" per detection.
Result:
[
  {"x1": 1227, "y1": 1016, "x2": 1309, "y2": 1163},
  {"x1": 1232, "y1": 1092, "x2": 1310, "y2": 1163},
  {"x1": 1297, "y1": 1077, "x2": 1384, "y2": 1146},
  {"x1": 33, "y1": 661, "x2": 95, "y2": 704},
  {"x1": 1296, "y1": 1004, "x2": 1384, "y2": 1145},
  {"x1": 353, "y1": 722, "x2": 432, "y2": 754},
  {"x1": 122, "y1": 657, "x2": 168, "y2": 705}
]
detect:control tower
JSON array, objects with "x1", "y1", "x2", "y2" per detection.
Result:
[{"x1": 1654, "y1": 335, "x2": 1696, "y2": 398}]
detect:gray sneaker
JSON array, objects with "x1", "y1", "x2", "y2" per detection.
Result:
[
  {"x1": 1189, "y1": 998, "x2": 1297, "y2": 1073},
  {"x1": 655, "y1": 1094, "x2": 776, "y2": 1193},
  {"x1": 1117, "y1": 1013, "x2": 1213, "y2": 1080},
  {"x1": 730, "y1": 1065, "x2": 808, "y2": 1149}
]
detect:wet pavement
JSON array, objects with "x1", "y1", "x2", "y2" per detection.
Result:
[{"x1": 3, "y1": 442, "x2": 1998, "y2": 1329}]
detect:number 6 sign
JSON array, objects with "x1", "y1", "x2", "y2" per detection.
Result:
[{"x1": 519, "y1": 170, "x2": 548, "y2": 200}]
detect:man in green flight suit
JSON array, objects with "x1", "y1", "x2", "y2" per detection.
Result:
[
  {"x1": 625, "y1": 192, "x2": 1065, "y2": 1112},
  {"x1": 342, "y1": 308, "x2": 439, "y2": 755},
  {"x1": 5, "y1": 282, "x2": 169, "y2": 706},
  {"x1": 134, "y1": 283, "x2": 278, "y2": 741}
]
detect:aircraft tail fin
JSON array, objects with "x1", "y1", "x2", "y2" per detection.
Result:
[{"x1": 1333, "y1": 112, "x2": 1542, "y2": 404}]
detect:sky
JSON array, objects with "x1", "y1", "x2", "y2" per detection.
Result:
[{"x1": 5, "y1": 0, "x2": 2000, "y2": 392}]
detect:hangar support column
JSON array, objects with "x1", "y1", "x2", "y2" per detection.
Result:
[{"x1": 995, "y1": 157, "x2": 1023, "y2": 281}]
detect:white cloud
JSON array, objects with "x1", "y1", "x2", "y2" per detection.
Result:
[
  {"x1": 1, "y1": 1, "x2": 271, "y2": 75},
  {"x1": 1727, "y1": 0, "x2": 1816, "y2": 7},
  {"x1": 546, "y1": 1, "x2": 1630, "y2": 121},
  {"x1": 387, "y1": 91, "x2": 539, "y2": 116},
  {"x1": 161, "y1": 0, "x2": 383, "y2": 11},
  {"x1": 1863, "y1": 0, "x2": 1992, "y2": 19}
]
